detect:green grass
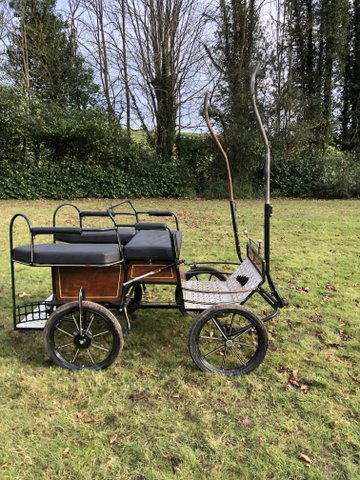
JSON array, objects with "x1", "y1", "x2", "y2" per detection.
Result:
[{"x1": 0, "y1": 198, "x2": 359, "y2": 479}]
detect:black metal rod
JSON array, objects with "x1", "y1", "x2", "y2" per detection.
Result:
[
  {"x1": 264, "y1": 203, "x2": 272, "y2": 272},
  {"x1": 261, "y1": 308, "x2": 279, "y2": 323},
  {"x1": 53, "y1": 203, "x2": 81, "y2": 228},
  {"x1": 10, "y1": 259, "x2": 17, "y2": 329}
]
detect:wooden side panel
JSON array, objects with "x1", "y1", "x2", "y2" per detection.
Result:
[
  {"x1": 127, "y1": 262, "x2": 177, "y2": 284},
  {"x1": 54, "y1": 265, "x2": 123, "y2": 301}
]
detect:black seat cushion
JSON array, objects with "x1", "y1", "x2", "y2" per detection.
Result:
[
  {"x1": 12, "y1": 243, "x2": 121, "y2": 265},
  {"x1": 54, "y1": 228, "x2": 135, "y2": 245},
  {"x1": 123, "y1": 230, "x2": 182, "y2": 261}
]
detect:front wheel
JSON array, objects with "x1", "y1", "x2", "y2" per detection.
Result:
[
  {"x1": 44, "y1": 301, "x2": 123, "y2": 371},
  {"x1": 188, "y1": 304, "x2": 268, "y2": 376}
]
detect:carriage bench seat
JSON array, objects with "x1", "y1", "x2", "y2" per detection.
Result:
[
  {"x1": 123, "y1": 229, "x2": 182, "y2": 262},
  {"x1": 12, "y1": 243, "x2": 121, "y2": 266},
  {"x1": 54, "y1": 226, "x2": 182, "y2": 262},
  {"x1": 54, "y1": 228, "x2": 136, "y2": 245}
]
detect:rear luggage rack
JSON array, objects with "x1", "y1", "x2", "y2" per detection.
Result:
[{"x1": 15, "y1": 295, "x2": 57, "y2": 330}]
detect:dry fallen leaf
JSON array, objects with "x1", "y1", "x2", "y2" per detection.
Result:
[
  {"x1": 18, "y1": 292, "x2": 30, "y2": 298},
  {"x1": 289, "y1": 369, "x2": 300, "y2": 387},
  {"x1": 129, "y1": 391, "x2": 148, "y2": 401},
  {"x1": 288, "y1": 370, "x2": 310, "y2": 393},
  {"x1": 290, "y1": 285, "x2": 309, "y2": 293},
  {"x1": 62, "y1": 448, "x2": 70, "y2": 457},
  {"x1": 299, "y1": 453, "x2": 311, "y2": 464},
  {"x1": 75, "y1": 411, "x2": 96, "y2": 423},
  {"x1": 108, "y1": 434, "x2": 118, "y2": 445},
  {"x1": 239, "y1": 415, "x2": 253, "y2": 426},
  {"x1": 170, "y1": 392, "x2": 180, "y2": 399},
  {"x1": 322, "y1": 295, "x2": 332, "y2": 302}
]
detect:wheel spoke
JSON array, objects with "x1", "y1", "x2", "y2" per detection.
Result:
[
  {"x1": 231, "y1": 325, "x2": 253, "y2": 339},
  {"x1": 85, "y1": 313, "x2": 95, "y2": 333},
  {"x1": 229, "y1": 314, "x2": 235, "y2": 336},
  {"x1": 57, "y1": 342, "x2": 74, "y2": 350},
  {"x1": 92, "y1": 330, "x2": 110, "y2": 338},
  {"x1": 209, "y1": 274, "x2": 214, "y2": 281},
  {"x1": 56, "y1": 327, "x2": 74, "y2": 338},
  {"x1": 212, "y1": 318, "x2": 228, "y2": 340},
  {"x1": 233, "y1": 340, "x2": 257, "y2": 349},
  {"x1": 203, "y1": 343, "x2": 226, "y2": 358},
  {"x1": 221, "y1": 346, "x2": 228, "y2": 370},
  {"x1": 72, "y1": 315, "x2": 80, "y2": 332},
  {"x1": 91, "y1": 343, "x2": 110, "y2": 352},
  {"x1": 231, "y1": 348, "x2": 247, "y2": 366},
  {"x1": 72, "y1": 349, "x2": 80, "y2": 363},
  {"x1": 200, "y1": 335, "x2": 223, "y2": 341},
  {"x1": 87, "y1": 349, "x2": 96, "y2": 365}
]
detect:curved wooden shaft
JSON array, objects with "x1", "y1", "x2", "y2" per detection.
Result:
[
  {"x1": 204, "y1": 92, "x2": 234, "y2": 202},
  {"x1": 204, "y1": 92, "x2": 242, "y2": 261}
]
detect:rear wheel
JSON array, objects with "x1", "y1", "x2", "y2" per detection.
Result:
[
  {"x1": 188, "y1": 304, "x2": 268, "y2": 376},
  {"x1": 185, "y1": 266, "x2": 227, "y2": 282},
  {"x1": 44, "y1": 301, "x2": 123, "y2": 371},
  {"x1": 127, "y1": 284, "x2": 143, "y2": 314}
]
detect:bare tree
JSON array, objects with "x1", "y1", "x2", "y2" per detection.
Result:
[
  {"x1": 106, "y1": 0, "x2": 132, "y2": 133},
  {"x1": 78, "y1": 0, "x2": 115, "y2": 113},
  {"x1": 65, "y1": 0, "x2": 211, "y2": 149},
  {"x1": 126, "y1": 0, "x2": 209, "y2": 159}
]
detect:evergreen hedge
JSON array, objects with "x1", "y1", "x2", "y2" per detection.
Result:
[
  {"x1": 272, "y1": 148, "x2": 360, "y2": 199},
  {"x1": 0, "y1": 159, "x2": 186, "y2": 199}
]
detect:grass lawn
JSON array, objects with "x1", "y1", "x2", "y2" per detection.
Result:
[{"x1": 0, "y1": 198, "x2": 359, "y2": 479}]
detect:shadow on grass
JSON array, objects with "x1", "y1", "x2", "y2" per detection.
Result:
[
  {"x1": 1, "y1": 328, "x2": 48, "y2": 368},
  {"x1": 0, "y1": 307, "x2": 194, "y2": 372}
]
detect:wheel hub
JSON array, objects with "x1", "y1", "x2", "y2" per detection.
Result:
[
  {"x1": 74, "y1": 332, "x2": 92, "y2": 349},
  {"x1": 225, "y1": 339, "x2": 233, "y2": 347}
]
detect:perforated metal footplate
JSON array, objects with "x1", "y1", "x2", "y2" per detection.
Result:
[{"x1": 182, "y1": 258, "x2": 263, "y2": 310}]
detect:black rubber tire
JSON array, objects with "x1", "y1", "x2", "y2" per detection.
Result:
[
  {"x1": 188, "y1": 304, "x2": 268, "y2": 376},
  {"x1": 176, "y1": 266, "x2": 227, "y2": 316},
  {"x1": 44, "y1": 301, "x2": 123, "y2": 371},
  {"x1": 133, "y1": 284, "x2": 143, "y2": 304}
]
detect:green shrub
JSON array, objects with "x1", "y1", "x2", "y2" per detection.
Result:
[
  {"x1": 317, "y1": 148, "x2": 360, "y2": 198},
  {"x1": 2, "y1": 86, "x2": 358, "y2": 200},
  {"x1": 272, "y1": 148, "x2": 360, "y2": 198}
]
